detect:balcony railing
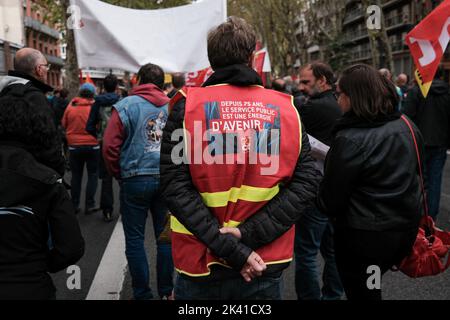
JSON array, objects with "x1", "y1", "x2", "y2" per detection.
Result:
[
  {"x1": 344, "y1": 28, "x2": 369, "y2": 42},
  {"x1": 385, "y1": 14, "x2": 410, "y2": 28},
  {"x1": 351, "y1": 49, "x2": 371, "y2": 61},
  {"x1": 344, "y1": 8, "x2": 364, "y2": 24},
  {"x1": 391, "y1": 40, "x2": 407, "y2": 52},
  {"x1": 24, "y1": 16, "x2": 60, "y2": 39}
]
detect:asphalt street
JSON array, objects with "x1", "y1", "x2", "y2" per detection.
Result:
[{"x1": 53, "y1": 161, "x2": 450, "y2": 300}]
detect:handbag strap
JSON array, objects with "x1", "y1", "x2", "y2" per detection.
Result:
[{"x1": 400, "y1": 115, "x2": 429, "y2": 218}]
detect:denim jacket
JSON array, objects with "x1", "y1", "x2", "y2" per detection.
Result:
[{"x1": 114, "y1": 95, "x2": 168, "y2": 178}]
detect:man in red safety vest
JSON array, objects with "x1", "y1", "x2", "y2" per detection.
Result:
[{"x1": 160, "y1": 16, "x2": 320, "y2": 300}]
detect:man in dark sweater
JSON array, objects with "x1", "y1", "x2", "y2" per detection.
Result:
[
  {"x1": 293, "y1": 62, "x2": 343, "y2": 300},
  {"x1": 0, "y1": 48, "x2": 65, "y2": 175},
  {"x1": 403, "y1": 67, "x2": 450, "y2": 221}
]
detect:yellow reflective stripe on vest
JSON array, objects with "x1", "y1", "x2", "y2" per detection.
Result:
[
  {"x1": 171, "y1": 216, "x2": 242, "y2": 236},
  {"x1": 200, "y1": 184, "x2": 280, "y2": 208}
]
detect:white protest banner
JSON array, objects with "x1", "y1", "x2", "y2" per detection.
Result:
[{"x1": 70, "y1": 0, "x2": 227, "y2": 73}]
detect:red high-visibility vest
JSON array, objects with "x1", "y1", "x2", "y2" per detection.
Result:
[{"x1": 171, "y1": 84, "x2": 302, "y2": 277}]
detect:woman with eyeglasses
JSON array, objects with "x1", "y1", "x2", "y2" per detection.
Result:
[{"x1": 317, "y1": 64, "x2": 422, "y2": 300}]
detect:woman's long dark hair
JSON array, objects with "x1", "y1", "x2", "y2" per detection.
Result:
[{"x1": 339, "y1": 64, "x2": 399, "y2": 120}]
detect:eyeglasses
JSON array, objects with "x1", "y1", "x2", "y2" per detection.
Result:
[{"x1": 38, "y1": 64, "x2": 51, "y2": 70}]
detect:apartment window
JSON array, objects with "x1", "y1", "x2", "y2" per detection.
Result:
[
  {"x1": 33, "y1": 40, "x2": 36, "y2": 49},
  {"x1": 402, "y1": 5, "x2": 410, "y2": 23}
]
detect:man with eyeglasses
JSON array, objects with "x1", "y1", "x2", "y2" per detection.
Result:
[{"x1": 0, "y1": 48, "x2": 65, "y2": 175}]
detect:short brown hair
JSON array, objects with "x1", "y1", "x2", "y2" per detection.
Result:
[
  {"x1": 301, "y1": 62, "x2": 335, "y2": 86},
  {"x1": 339, "y1": 64, "x2": 399, "y2": 120},
  {"x1": 137, "y1": 63, "x2": 165, "y2": 89},
  {"x1": 207, "y1": 16, "x2": 256, "y2": 70}
]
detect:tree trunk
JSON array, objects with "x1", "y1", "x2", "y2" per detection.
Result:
[
  {"x1": 61, "y1": 0, "x2": 80, "y2": 99},
  {"x1": 363, "y1": 0, "x2": 394, "y2": 70}
]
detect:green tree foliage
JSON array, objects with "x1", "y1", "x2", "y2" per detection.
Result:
[{"x1": 228, "y1": 0, "x2": 305, "y2": 76}]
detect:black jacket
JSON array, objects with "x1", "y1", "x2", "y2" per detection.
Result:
[
  {"x1": 0, "y1": 71, "x2": 65, "y2": 175},
  {"x1": 160, "y1": 64, "x2": 320, "y2": 280},
  {"x1": 317, "y1": 111, "x2": 423, "y2": 232},
  {"x1": 294, "y1": 90, "x2": 342, "y2": 146},
  {"x1": 403, "y1": 80, "x2": 450, "y2": 148},
  {"x1": 51, "y1": 96, "x2": 70, "y2": 126},
  {"x1": 0, "y1": 143, "x2": 84, "y2": 300}
]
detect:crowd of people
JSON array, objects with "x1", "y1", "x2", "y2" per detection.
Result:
[{"x1": 0, "y1": 16, "x2": 449, "y2": 301}]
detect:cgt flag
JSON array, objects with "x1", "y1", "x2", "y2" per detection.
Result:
[{"x1": 406, "y1": 0, "x2": 450, "y2": 97}]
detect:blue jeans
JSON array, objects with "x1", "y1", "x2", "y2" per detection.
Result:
[
  {"x1": 69, "y1": 146, "x2": 99, "y2": 209},
  {"x1": 294, "y1": 206, "x2": 343, "y2": 300},
  {"x1": 175, "y1": 274, "x2": 282, "y2": 300},
  {"x1": 424, "y1": 147, "x2": 447, "y2": 220},
  {"x1": 120, "y1": 175, "x2": 174, "y2": 300}
]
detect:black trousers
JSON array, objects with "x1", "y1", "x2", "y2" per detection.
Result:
[
  {"x1": 98, "y1": 148, "x2": 114, "y2": 212},
  {"x1": 334, "y1": 227, "x2": 417, "y2": 300}
]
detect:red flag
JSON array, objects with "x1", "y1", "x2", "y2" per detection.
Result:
[
  {"x1": 255, "y1": 41, "x2": 263, "y2": 52},
  {"x1": 185, "y1": 67, "x2": 213, "y2": 87},
  {"x1": 406, "y1": 0, "x2": 450, "y2": 97},
  {"x1": 253, "y1": 50, "x2": 266, "y2": 87},
  {"x1": 84, "y1": 73, "x2": 94, "y2": 85}
]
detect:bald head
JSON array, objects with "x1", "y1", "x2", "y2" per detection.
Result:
[
  {"x1": 379, "y1": 68, "x2": 392, "y2": 81},
  {"x1": 14, "y1": 48, "x2": 46, "y2": 76},
  {"x1": 396, "y1": 73, "x2": 408, "y2": 86}
]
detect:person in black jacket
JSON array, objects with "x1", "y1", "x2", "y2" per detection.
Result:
[
  {"x1": 403, "y1": 67, "x2": 450, "y2": 221},
  {"x1": 85, "y1": 75, "x2": 120, "y2": 222},
  {"x1": 296, "y1": 63, "x2": 342, "y2": 145},
  {"x1": 294, "y1": 62, "x2": 343, "y2": 300},
  {"x1": 317, "y1": 64, "x2": 422, "y2": 300},
  {"x1": 160, "y1": 17, "x2": 320, "y2": 300},
  {"x1": 0, "y1": 96, "x2": 84, "y2": 300},
  {"x1": 0, "y1": 48, "x2": 65, "y2": 176},
  {"x1": 51, "y1": 88, "x2": 70, "y2": 125}
]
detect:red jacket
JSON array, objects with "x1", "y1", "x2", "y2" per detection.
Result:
[{"x1": 62, "y1": 97, "x2": 99, "y2": 147}]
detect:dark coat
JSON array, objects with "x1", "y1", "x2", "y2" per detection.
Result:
[
  {"x1": 403, "y1": 80, "x2": 450, "y2": 148},
  {"x1": 160, "y1": 64, "x2": 321, "y2": 280},
  {"x1": 295, "y1": 90, "x2": 342, "y2": 146},
  {"x1": 0, "y1": 143, "x2": 84, "y2": 300},
  {"x1": 0, "y1": 71, "x2": 65, "y2": 175},
  {"x1": 317, "y1": 111, "x2": 423, "y2": 232}
]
